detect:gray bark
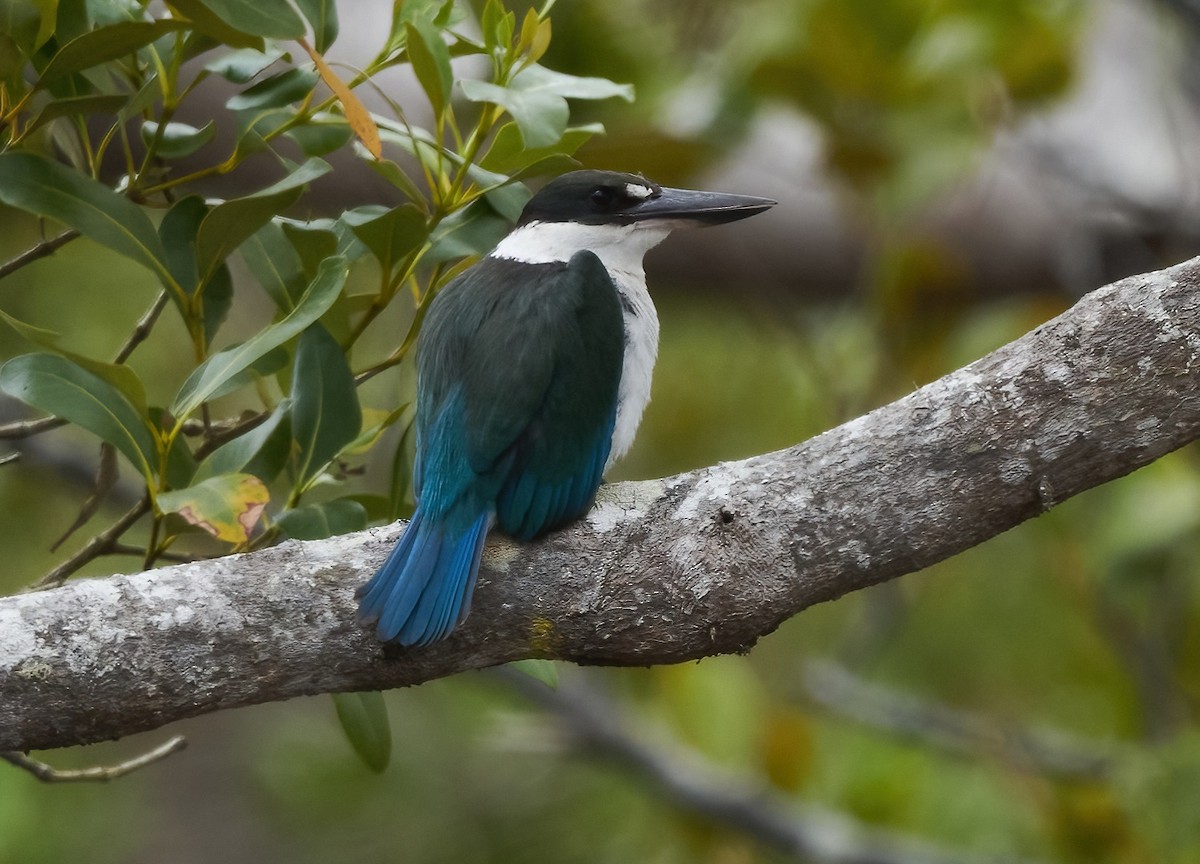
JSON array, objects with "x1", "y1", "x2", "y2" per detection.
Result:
[{"x1": 3, "y1": 256, "x2": 1200, "y2": 753}]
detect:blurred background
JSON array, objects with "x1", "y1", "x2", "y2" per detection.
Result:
[{"x1": 5, "y1": 0, "x2": 1200, "y2": 861}]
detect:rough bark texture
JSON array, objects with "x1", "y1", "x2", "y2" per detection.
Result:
[{"x1": 3, "y1": 257, "x2": 1200, "y2": 753}]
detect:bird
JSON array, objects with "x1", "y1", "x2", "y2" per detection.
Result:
[{"x1": 356, "y1": 169, "x2": 776, "y2": 646}]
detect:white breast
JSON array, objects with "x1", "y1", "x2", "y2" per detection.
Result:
[
  {"x1": 490, "y1": 220, "x2": 671, "y2": 472},
  {"x1": 604, "y1": 266, "x2": 659, "y2": 469}
]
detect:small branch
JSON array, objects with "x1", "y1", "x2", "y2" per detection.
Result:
[
  {"x1": 112, "y1": 289, "x2": 170, "y2": 365},
  {"x1": 30, "y1": 496, "x2": 151, "y2": 589},
  {"x1": 0, "y1": 451, "x2": 17, "y2": 466},
  {"x1": 0, "y1": 736, "x2": 186, "y2": 783},
  {"x1": 802, "y1": 662, "x2": 1119, "y2": 782},
  {"x1": 0, "y1": 229, "x2": 79, "y2": 282},
  {"x1": 189, "y1": 411, "x2": 271, "y2": 460},
  {"x1": 50, "y1": 443, "x2": 118, "y2": 552},
  {"x1": 0, "y1": 415, "x2": 65, "y2": 440},
  {"x1": 505, "y1": 671, "x2": 1051, "y2": 864}
]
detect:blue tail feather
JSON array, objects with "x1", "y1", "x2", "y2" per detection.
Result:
[{"x1": 356, "y1": 507, "x2": 491, "y2": 647}]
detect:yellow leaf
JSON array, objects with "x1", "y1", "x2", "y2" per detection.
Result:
[
  {"x1": 158, "y1": 473, "x2": 270, "y2": 545},
  {"x1": 300, "y1": 38, "x2": 381, "y2": 160}
]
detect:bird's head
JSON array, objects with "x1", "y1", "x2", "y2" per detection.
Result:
[{"x1": 491, "y1": 170, "x2": 776, "y2": 270}]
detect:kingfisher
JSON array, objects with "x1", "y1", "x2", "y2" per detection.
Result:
[{"x1": 357, "y1": 169, "x2": 775, "y2": 646}]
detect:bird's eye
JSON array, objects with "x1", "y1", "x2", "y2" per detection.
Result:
[{"x1": 590, "y1": 187, "x2": 617, "y2": 208}]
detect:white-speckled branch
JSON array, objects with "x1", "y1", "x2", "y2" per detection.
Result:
[{"x1": 3, "y1": 257, "x2": 1200, "y2": 752}]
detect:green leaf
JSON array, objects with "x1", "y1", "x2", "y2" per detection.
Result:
[
  {"x1": 171, "y1": 255, "x2": 348, "y2": 419},
  {"x1": 382, "y1": 0, "x2": 456, "y2": 58},
  {"x1": 229, "y1": 108, "x2": 292, "y2": 161},
  {"x1": 0, "y1": 305, "x2": 149, "y2": 411},
  {"x1": 194, "y1": 401, "x2": 291, "y2": 484},
  {"x1": 291, "y1": 324, "x2": 361, "y2": 488},
  {"x1": 481, "y1": 0, "x2": 514, "y2": 54},
  {"x1": 280, "y1": 220, "x2": 339, "y2": 282},
  {"x1": 426, "y1": 198, "x2": 509, "y2": 263},
  {"x1": 158, "y1": 195, "x2": 231, "y2": 347},
  {"x1": 276, "y1": 498, "x2": 367, "y2": 540},
  {"x1": 0, "y1": 0, "x2": 44, "y2": 55},
  {"x1": 25, "y1": 94, "x2": 129, "y2": 134},
  {"x1": 37, "y1": 19, "x2": 187, "y2": 84},
  {"x1": 480, "y1": 121, "x2": 597, "y2": 175},
  {"x1": 359, "y1": 152, "x2": 426, "y2": 205},
  {"x1": 157, "y1": 473, "x2": 269, "y2": 544},
  {"x1": 344, "y1": 493, "x2": 392, "y2": 523},
  {"x1": 345, "y1": 404, "x2": 408, "y2": 455},
  {"x1": 241, "y1": 220, "x2": 307, "y2": 310},
  {"x1": 332, "y1": 692, "x2": 391, "y2": 773},
  {"x1": 405, "y1": 18, "x2": 452, "y2": 117},
  {"x1": 0, "y1": 353, "x2": 157, "y2": 479},
  {"x1": 118, "y1": 73, "x2": 162, "y2": 122},
  {"x1": 460, "y1": 64, "x2": 633, "y2": 148},
  {"x1": 165, "y1": 0, "x2": 265, "y2": 49},
  {"x1": 185, "y1": 0, "x2": 305, "y2": 40},
  {"x1": 480, "y1": 178, "x2": 531, "y2": 223},
  {"x1": 141, "y1": 120, "x2": 215, "y2": 159},
  {"x1": 0, "y1": 153, "x2": 178, "y2": 297},
  {"x1": 286, "y1": 119, "x2": 353, "y2": 156},
  {"x1": 203, "y1": 45, "x2": 284, "y2": 82},
  {"x1": 201, "y1": 264, "x2": 235, "y2": 348},
  {"x1": 159, "y1": 194, "x2": 207, "y2": 294},
  {"x1": 295, "y1": 0, "x2": 338, "y2": 53},
  {"x1": 510, "y1": 659, "x2": 558, "y2": 688},
  {"x1": 29, "y1": 0, "x2": 54, "y2": 47},
  {"x1": 340, "y1": 204, "x2": 426, "y2": 277},
  {"x1": 226, "y1": 66, "x2": 319, "y2": 111},
  {"x1": 0, "y1": 34, "x2": 25, "y2": 80},
  {"x1": 198, "y1": 343, "x2": 288, "y2": 403},
  {"x1": 150, "y1": 406, "x2": 197, "y2": 490},
  {"x1": 195, "y1": 157, "x2": 331, "y2": 287},
  {"x1": 51, "y1": 0, "x2": 88, "y2": 44}
]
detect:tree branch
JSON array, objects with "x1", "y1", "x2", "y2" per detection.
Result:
[
  {"x1": 3, "y1": 256, "x2": 1200, "y2": 753},
  {"x1": 801, "y1": 661, "x2": 1118, "y2": 781},
  {"x1": 1, "y1": 736, "x2": 186, "y2": 782},
  {"x1": 505, "y1": 670, "x2": 1052, "y2": 864}
]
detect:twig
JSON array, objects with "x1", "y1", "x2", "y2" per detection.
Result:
[
  {"x1": 190, "y1": 410, "x2": 270, "y2": 460},
  {"x1": 30, "y1": 496, "x2": 151, "y2": 589},
  {"x1": 0, "y1": 736, "x2": 186, "y2": 782},
  {"x1": 0, "y1": 415, "x2": 65, "y2": 440},
  {"x1": 802, "y1": 662, "x2": 1118, "y2": 782},
  {"x1": 0, "y1": 229, "x2": 79, "y2": 282},
  {"x1": 50, "y1": 443, "x2": 118, "y2": 552},
  {"x1": 502, "y1": 670, "x2": 1052, "y2": 864},
  {"x1": 0, "y1": 451, "x2": 17, "y2": 466},
  {"x1": 112, "y1": 289, "x2": 170, "y2": 365}
]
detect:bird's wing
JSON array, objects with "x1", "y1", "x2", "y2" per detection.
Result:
[{"x1": 414, "y1": 251, "x2": 625, "y2": 538}]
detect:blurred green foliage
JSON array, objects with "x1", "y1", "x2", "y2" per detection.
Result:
[{"x1": 4, "y1": 1, "x2": 1200, "y2": 864}]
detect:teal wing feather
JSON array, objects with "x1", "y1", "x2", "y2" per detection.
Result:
[
  {"x1": 358, "y1": 250, "x2": 625, "y2": 645},
  {"x1": 415, "y1": 249, "x2": 625, "y2": 537}
]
